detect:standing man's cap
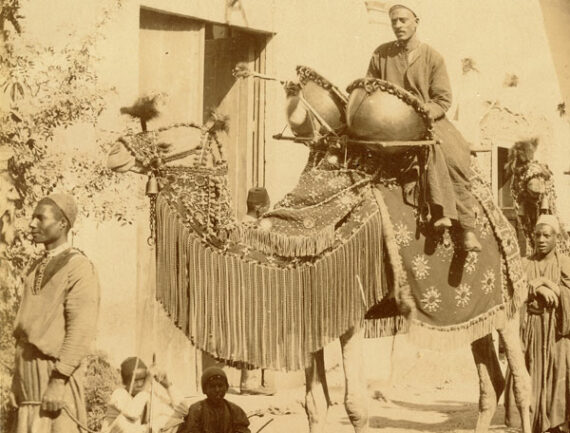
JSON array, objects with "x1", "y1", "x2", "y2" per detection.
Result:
[
  {"x1": 536, "y1": 214, "x2": 560, "y2": 234},
  {"x1": 247, "y1": 187, "x2": 270, "y2": 208},
  {"x1": 41, "y1": 193, "x2": 78, "y2": 228},
  {"x1": 387, "y1": 0, "x2": 419, "y2": 17}
]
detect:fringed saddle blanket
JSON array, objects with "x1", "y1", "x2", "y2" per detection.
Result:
[
  {"x1": 156, "y1": 165, "x2": 386, "y2": 371},
  {"x1": 369, "y1": 161, "x2": 527, "y2": 348},
  {"x1": 155, "y1": 146, "x2": 527, "y2": 370}
]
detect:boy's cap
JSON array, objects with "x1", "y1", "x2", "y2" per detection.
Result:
[
  {"x1": 201, "y1": 366, "x2": 228, "y2": 392},
  {"x1": 120, "y1": 357, "x2": 147, "y2": 383}
]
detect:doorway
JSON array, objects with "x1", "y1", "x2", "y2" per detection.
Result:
[{"x1": 203, "y1": 23, "x2": 267, "y2": 221}]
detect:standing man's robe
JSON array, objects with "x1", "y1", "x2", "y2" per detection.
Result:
[
  {"x1": 506, "y1": 253, "x2": 570, "y2": 432},
  {"x1": 11, "y1": 246, "x2": 100, "y2": 433}
]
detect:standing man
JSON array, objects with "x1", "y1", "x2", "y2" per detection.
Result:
[
  {"x1": 11, "y1": 193, "x2": 100, "y2": 432},
  {"x1": 366, "y1": 1, "x2": 482, "y2": 252},
  {"x1": 240, "y1": 187, "x2": 275, "y2": 396},
  {"x1": 505, "y1": 215, "x2": 570, "y2": 433}
]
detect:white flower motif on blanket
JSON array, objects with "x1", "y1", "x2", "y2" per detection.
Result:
[
  {"x1": 421, "y1": 286, "x2": 442, "y2": 312},
  {"x1": 455, "y1": 283, "x2": 472, "y2": 308},
  {"x1": 394, "y1": 222, "x2": 413, "y2": 247},
  {"x1": 338, "y1": 191, "x2": 358, "y2": 208},
  {"x1": 473, "y1": 206, "x2": 491, "y2": 239},
  {"x1": 412, "y1": 255, "x2": 431, "y2": 280},
  {"x1": 502, "y1": 235, "x2": 517, "y2": 255},
  {"x1": 465, "y1": 252, "x2": 479, "y2": 274},
  {"x1": 500, "y1": 258, "x2": 510, "y2": 304},
  {"x1": 480, "y1": 269, "x2": 496, "y2": 294}
]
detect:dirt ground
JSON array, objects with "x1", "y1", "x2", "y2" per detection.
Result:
[
  {"x1": 221, "y1": 337, "x2": 519, "y2": 433},
  {"x1": 233, "y1": 384, "x2": 517, "y2": 433}
]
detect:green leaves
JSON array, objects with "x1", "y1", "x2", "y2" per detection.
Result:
[{"x1": 0, "y1": 3, "x2": 129, "y2": 429}]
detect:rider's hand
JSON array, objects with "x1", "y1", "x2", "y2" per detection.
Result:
[
  {"x1": 41, "y1": 377, "x2": 67, "y2": 412},
  {"x1": 535, "y1": 285, "x2": 558, "y2": 308}
]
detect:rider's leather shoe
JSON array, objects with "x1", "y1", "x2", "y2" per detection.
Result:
[{"x1": 463, "y1": 230, "x2": 482, "y2": 252}]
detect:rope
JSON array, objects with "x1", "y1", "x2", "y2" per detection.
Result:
[
  {"x1": 417, "y1": 145, "x2": 430, "y2": 223},
  {"x1": 18, "y1": 401, "x2": 98, "y2": 433},
  {"x1": 256, "y1": 418, "x2": 275, "y2": 433},
  {"x1": 297, "y1": 93, "x2": 336, "y2": 135}
]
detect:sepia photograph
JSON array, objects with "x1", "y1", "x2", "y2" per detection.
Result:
[{"x1": 1, "y1": 0, "x2": 569, "y2": 432}]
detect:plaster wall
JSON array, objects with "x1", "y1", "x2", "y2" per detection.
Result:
[{"x1": 16, "y1": 0, "x2": 570, "y2": 394}]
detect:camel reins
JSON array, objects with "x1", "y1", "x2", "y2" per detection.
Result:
[{"x1": 18, "y1": 401, "x2": 97, "y2": 433}]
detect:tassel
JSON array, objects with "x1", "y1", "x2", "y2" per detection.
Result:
[
  {"x1": 407, "y1": 305, "x2": 506, "y2": 351},
  {"x1": 242, "y1": 224, "x2": 337, "y2": 257}
]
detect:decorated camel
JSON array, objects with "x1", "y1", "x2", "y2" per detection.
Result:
[
  {"x1": 504, "y1": 137, "x2": 570, "y2": 255},
  {"x1": 108, "y1": 67, "x2": 532, "y2": 433}
]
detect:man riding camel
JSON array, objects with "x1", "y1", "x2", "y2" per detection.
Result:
[{"x1": 366, "y1": 0, "x2": 482, "y2": 252}]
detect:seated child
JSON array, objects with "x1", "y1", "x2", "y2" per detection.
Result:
[
  {"x1": 102, "y1": 357, "x2": 175, "y2": 433},
  {"x1": 177, "y1": 367, "x2": 250, "y2": 433}
]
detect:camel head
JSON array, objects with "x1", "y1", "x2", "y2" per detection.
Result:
[
  {"x1": 506, "y1": 138, "x2": 552, "y2": 209},
  {"x1": 504, "y1": 138, "x2": 538, "y2": 179},
  {"x1": 504, "y1": 137, "x2": 569, "y2": 254}
]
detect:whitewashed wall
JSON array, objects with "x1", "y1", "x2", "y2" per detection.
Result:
[
  {"x1": 17, "y1": 0, "x2": 570, "y2": 393},
  {"x1": 262, "y1": 0, "x2": 570, "y2": 225}
]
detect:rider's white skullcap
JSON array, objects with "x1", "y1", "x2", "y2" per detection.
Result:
[{"x1": 387, "y1": 0, "x2": 420, "y2": 18}]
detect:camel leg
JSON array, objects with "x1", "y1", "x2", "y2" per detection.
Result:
[
  {"x1": 305, "y1": 348, "x2": 330, "y2": 433},
  {"x1": 340, "y1": 325, "x2": 369, "y2": 432},
  {"x1": 471, "y1": 334, "x2": 505, "y2": 433},
  {"x1": 497, "y1": 314, "x2": 531, "y2": 433}
]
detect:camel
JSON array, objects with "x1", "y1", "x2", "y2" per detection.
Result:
[
  {"x1": 108, "y1": 111, "x2": 532, "y2": 432},
  {"x1": 505, "y1": 137, "x2": 570, "y2": 255}
]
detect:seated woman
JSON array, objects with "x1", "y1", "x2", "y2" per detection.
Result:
[{"x1": 505, "y1": 214, "x2": 570, "y2": 433}]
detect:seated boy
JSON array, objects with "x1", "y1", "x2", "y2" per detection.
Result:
[
  {"x1": 177, "y1": 367, "x2": 251, "y2": 433},
  {"x1": 102, "y1": 357, "x2": 175, "y2": 433}
]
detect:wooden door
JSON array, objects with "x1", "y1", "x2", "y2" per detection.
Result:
[
  {"x1": 139, "y1": 9, "x2": 204, "y2": 127},
  {"x1": 203, "y1": 32, "x2": 265, "y2": 221}
]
